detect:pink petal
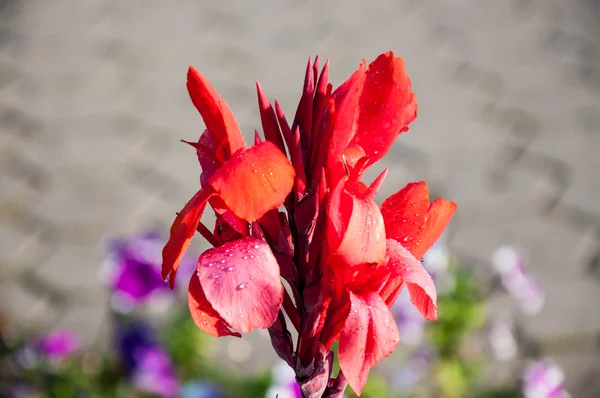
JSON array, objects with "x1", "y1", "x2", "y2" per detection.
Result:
[
  {"x1": 339, "y1": 291, "x2": 400, "y2": 395},
  {"x1": 197, "y1": 237, "x2": 284, "y2": 333},
  {"x1": 188, "y1": 275, "x2": 241, "y2": 338}
]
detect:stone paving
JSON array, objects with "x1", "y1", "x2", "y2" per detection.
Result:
[{"x1": 1, "y1": 0, "x2": 600, "y2": 394}]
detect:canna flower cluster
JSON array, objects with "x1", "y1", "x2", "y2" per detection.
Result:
[{"x1": 161, "y1": 51, "x2": 457, "y2": 397}]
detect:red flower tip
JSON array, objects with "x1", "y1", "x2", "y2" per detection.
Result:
[{"x1": 187, "y1": 66, "x2": 246, "y2": 158}]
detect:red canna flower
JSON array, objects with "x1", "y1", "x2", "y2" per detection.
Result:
[{"x1": 162, "y1": 51, "x2": 456, "y2": 397}]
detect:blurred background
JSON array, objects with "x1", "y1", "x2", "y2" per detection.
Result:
[{"x1": 1, "y1": 0, "x2": 600, "y2": 397}]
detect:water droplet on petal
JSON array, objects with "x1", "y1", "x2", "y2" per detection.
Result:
[
  {"x1": 206, "y1": 262, "x2": 215, "y2": 267},
  {"x1": 209, "y1": 273, "x2": 223, "y2": 280},
  {"x1": 227, "y1": 311, "x2": 232, "y2": 316},
  {"x1": 253, "y1": 244, "x2": 260, "y2": 249},
  {"x1": 225, "y1": 266, "x2": 237, "y2": 272},
  {"x1": 236, "y1": 282, "x2": 249, "y2": 290}
]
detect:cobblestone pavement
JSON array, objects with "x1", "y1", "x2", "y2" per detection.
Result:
[{"x1": 1, "y1": 0, "x2": 600, "y2": 394}]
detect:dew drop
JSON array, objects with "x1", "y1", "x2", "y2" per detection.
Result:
[
  {"x1": 225, "y1": 266, "x2": 237, "y2": 272},
  {"x1": 242, "y1": 255, "x2": 249, "y2": 260},
  {"x1": 403, "y1": 236, "x2": 411, "y2": 242},
  {"x1": 209, "y1": 273, "x2": 223, "y2": 280},
  {"x1": 220, "y1": 259, "x2": 227, "y2": 264},
  {"x1": 253, "y1": 169, "x2": 259, "y2": 173},
  {"x1": 227, "y1": 311, "x2": 232, "y2": 316},
  {"x1": 253, "y1": 244, "x2": 260, "y2": 249},
  {"x1": 236, "y1": 282, "x2": 249, "y2": 290},
  {"x1": 253, "y1": 307, "x2": 258, "y2": 312},
  {"x1": 203, "y1": 320, "x2": 208, "y2": 325},
  {"x1": 239, "y1": 314, "x2": 244, "y2": 319},
  {"x1": 206, "y1": 262, "x2": 215, "y2": 267}
]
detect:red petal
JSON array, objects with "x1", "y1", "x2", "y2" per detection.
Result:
[
  {"x1": 275, "y1": 102, "x2": 307, "y2": 198},
  {"x1": 325, "y1": 178, "x2": 352, "y2": 254},
  {"x1": 196, "y1": 129, "x2": 223, "y2": 170},
  {"x1": 327, "y1": 62, "x2": 366, "y2": 183},
  {"x1": 329, "y1": 182, "x2": 386, "y2": 268},
  {"x1": 183, "y1": 129, "x2": 224, "y2": 188},
  {"x1": 208, "y1": 141, "x2": 295, "y2": 222},
  {"x1": 256, "y1": 81, "x2": 286, "y2": 155},
  {"x1": 162, "y1": 188, "x2": 213, "y2": 288},
  {"x1": 187, "y1": 67, "x2": 246, "y2": 158},
  {"x1": 349, "y1": 52, "x2": 418, "y2": 170},
  {"x1": 381, "y1": 181, "x2": 457, "y2": 259},
  {"x1": 312, "y1": 59, "x2": 330, "y2": 136},
  {"x1": 364, "y1": 168, "x2": 388, "y2": 199},
  {"x1": 382, "y1": 239, "x2": 437, "y2": 320},
  {"x1": 339, "y1": 291, "x2": 400, "y2": 395},
  {"x1": 293, "y1": 57, "x2": 315, "y2": 148},
  {"x1": 188, "y1": 274, "x2": 241, "y2": 338},
  {"x1": 197, "y1": 237, "x2": 284, "y2": 333}
]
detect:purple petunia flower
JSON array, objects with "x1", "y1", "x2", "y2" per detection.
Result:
[
  {"x1": 492, "y1": 246, "x2": 544, "y2": 315},
  {"x1": 32, "y1": 329, "x2": 79, "y2": 361},
  {"x1": 116, "y1": 322, "x2": 180, "y2": 397},
  {"x1": 101, "y1": 232, "x2": 196, "y2": 308},
  {"x1": 522, "y1": 358, "x2": 570, "y2": 398},
  {"x1": 265, "y1": 361, "x2": 302, "y2": 398}
]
